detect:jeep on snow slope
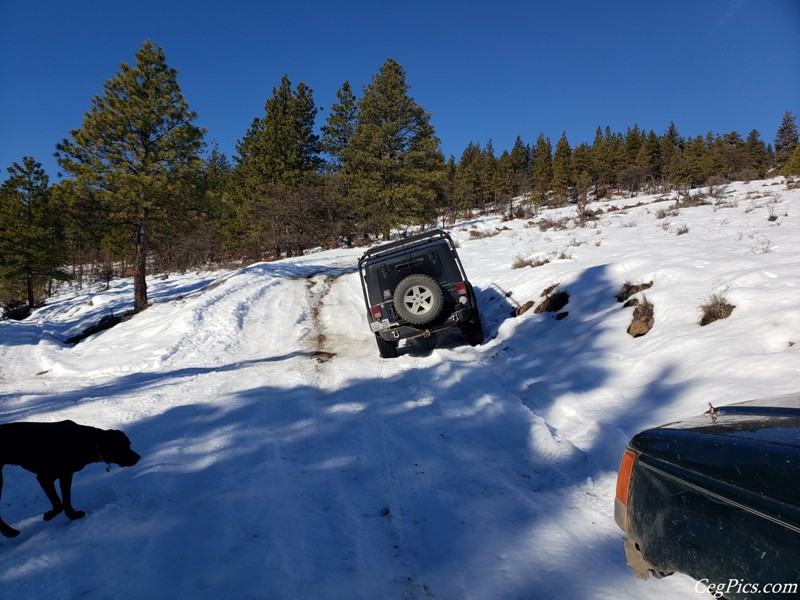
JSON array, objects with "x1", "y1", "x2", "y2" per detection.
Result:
[{"x1": 358, "y1": 229, "x2": 484, "y2": 358}]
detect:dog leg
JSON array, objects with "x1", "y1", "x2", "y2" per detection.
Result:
[
  {"x1": 0, "y1": 521, "x2": 20, "y2": 538},
  {"x1": 0, "y1": 470, "x2": 21, "y2": 538},
  {"x1": 36, "y1": 474, "x2": 64, "y2": 521},
  {"x1": 59, "y1": 473, "x2": 85, "y2": 521}
]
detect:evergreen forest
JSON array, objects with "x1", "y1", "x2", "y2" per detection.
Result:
[{"x1": 2, "y1": 41, "x2": 800, "y2": 315}]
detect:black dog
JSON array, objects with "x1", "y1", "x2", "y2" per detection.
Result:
[{"x1": 0, "y1": 420, "x2": 140, "y2": 538}]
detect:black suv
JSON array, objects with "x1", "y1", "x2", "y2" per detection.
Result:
[{"x1": 358, "y1": 229, "x2": 484, "y2": 358}]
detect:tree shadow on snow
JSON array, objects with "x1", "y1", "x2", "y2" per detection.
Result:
[{"x1": 0, "y1": 264, "x2": 691, "y2": 598}]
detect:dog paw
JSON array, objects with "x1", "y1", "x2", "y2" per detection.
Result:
[
  {"x1": 0, "y1": 525, "x2": 20, "y2": 538},
  {"x1": 43, "y1": 508, "x2": 63, "y2": 521},
  {"x1": 66, "y1": 510, "x2": 86, "y2": 521}
]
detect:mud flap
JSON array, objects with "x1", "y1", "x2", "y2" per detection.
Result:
[{"x1": 623, "y1": 537, "x2": 672, "y2": 580}]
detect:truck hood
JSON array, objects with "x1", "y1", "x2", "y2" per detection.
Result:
[
  {"x1": 629, "y1": 393, "x2": 800, "y2": 510},
  {"x1": 656, "y1": 393, "x2": 800, "y2": 447}
]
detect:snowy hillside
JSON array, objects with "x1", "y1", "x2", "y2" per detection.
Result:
[{"x1": 1, "y1": 179, "x2": 798, "y2": 599}]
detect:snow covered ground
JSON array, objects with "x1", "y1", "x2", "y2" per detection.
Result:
[{"x1": 1, "y1": 178, "x2": 798, "y2": 599}]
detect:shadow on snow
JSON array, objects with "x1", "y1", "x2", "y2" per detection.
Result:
[{"x1": 0, "y1": 263, "x2": 688, "y2": 599}]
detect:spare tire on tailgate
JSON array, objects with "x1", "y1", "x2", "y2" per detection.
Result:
[{"x1": 393, "y1": 274, "x2": 444, "y2": 325}]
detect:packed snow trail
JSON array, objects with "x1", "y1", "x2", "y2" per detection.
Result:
[{"x1": 0, "y1": 255, "x2": 674, "y2": 600}]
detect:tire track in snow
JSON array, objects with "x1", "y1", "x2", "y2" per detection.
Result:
[
  {"x1": 264, "y1": 268, "x2": 394, "y2": 594},
  {"x1": 301, "y1": 264, "x2": 361, "y2": 363},
  {"x1": 306, "y1": 265, "x2": 599, "y2": 597},
  {"x1": 161, "y1": 272, "x2": 283, "y2": 368},
  {"x1": 301, "y1": 267, "x2": 444, "y2": 598}
]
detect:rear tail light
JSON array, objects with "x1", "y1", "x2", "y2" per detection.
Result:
[
  {"x1": 455, "y1": 282, "x2": 468, "y2": 296},
  {"x1": 616, "y1": 449, "x2": 637, "y2": 506},
  {"x1": 370, "y1": 305, "x2": 384, "y2": 321}
]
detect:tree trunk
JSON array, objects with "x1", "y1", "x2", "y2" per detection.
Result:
[
  {"x1": 26, "y1": 268, "x2": 35, "y2": 309},
  {"x1": 134, "y1": 219, "x2": 149, "y2": 313}
]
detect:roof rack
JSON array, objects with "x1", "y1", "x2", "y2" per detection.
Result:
[{"x1": 358, "y1": 229, "x2": 452, "y2": 264}]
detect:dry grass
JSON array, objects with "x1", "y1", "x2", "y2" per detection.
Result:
[
  {"x1": 699, "y1": 293, "x2": 735, "y2": 326},
  {"x1": 633, "y1": 295, "x2": 654, "y2": 320},
  {"x1": 512, "y1": 255, "x2": 551, "y2": 269},
  {"x1": 616, "y1": 280, "x2": 653, "y2": 303},
  {"x1": 656, "y1": 206, "x2": 680, "y2": 219},
  {"x1": 537, "y1": 217, "x2": 572, "y2": 231},
  {"x1": 468, "y1": 228, "x2": 500, "y2": 240}
]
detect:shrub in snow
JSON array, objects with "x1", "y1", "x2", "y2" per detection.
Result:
[
  {"x1": 616, "y1": 281, "x2": 653, "y2": 304},
  {"x1": 628, "y1": 295, "x2": 655, "y2": 338},
  {"x1": 699, "y1": 293, "x2": 735, "y2": 326}
]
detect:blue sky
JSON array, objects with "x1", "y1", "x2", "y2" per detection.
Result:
[{"x1": 1, "y1": 0, "x2": 799, "y2": 180}]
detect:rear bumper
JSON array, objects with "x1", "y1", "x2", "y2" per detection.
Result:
[
  {"x1": 375, "y1": 306, "x2": 476, "y2": 342},
  {"x1": 622, "y1": 535, "x2": 669, "y2": 580},
  {"x1": 617, "y1": 501, "x2": 670, "y2": 580}
]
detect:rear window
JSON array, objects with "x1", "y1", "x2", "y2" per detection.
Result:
[{"x1": 364, "y1": 241, "x2": 461, "y2": 304}]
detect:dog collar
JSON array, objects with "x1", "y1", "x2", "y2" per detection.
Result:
[{"x1": 96, "y1": 444, "x2": 112, "y2": 472}]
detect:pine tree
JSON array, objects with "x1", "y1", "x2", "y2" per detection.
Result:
[
  {"x1": 506, "y1": 135, "x2": 530, "y2": 214},
  {"x1": 479, "y1": 140, "x2": 498, "y2": 212},
  {"x1": 496, "y1": 150, "x2": 514, "y2": 205},
  {"x1": 171, "y1": 145, "x2": 229, "y2": 267},
  {"x1": 0, "y1": 157, "x2": 69, "y2": 309},
  {"x1": 509, "y1": 136, "x2": 531, "y2": 174},
  {"x1": 774, "y1": 111, "x2": 799, "y2": 169},
  {"x1": 552, "y1": 132, "x2": 573, "y2": 204},
  {"x1": 237, "y1": 75, "x2": 320, "y2": 187},
  {"x1": 636, "y1": 130, "x2": 662, "y2": 189},
  {"x1": 454, "y1": 142, "x2": 483, "y2": 216},
  {"x1": 234, "y1": 74, "x2": 321, "y2": 258},
  {"x1": 319, "y1": 82, "x2": 360, "y2": 242},
  {"x1": 321, "y1": 81, "x2": 358, "y2": 169},
  {"x1": 571, "y1": 143, "x2": 591, "y2": 184},
  {"x1": 55, "y1": 40, "x2": 205, "y2": 313},
  {"x1": 660, "y1": 121, "x2": 684, "y2": 186},
  {"x1": 437, "y1": 155, "x2": 458, "y2": 227},
  {"x1": 531, "y1": 133, "x2": 553, "y2": 209},
  {"x1": 623, "y1": 125, "x2": 644, "y2": 166},
  {"x1": 713, "y1": 131, "x2": 749, "y2": 180},
  {"x1": 683, "y1": 135, "x2": 711, "y2": 186},
  {"x1": 662, "y1": 121, "x2": 684, "y2": 150},
  {"x1": 590, "y1": 126, "x2": 620, "y2": 194},
  {"x1": 347, "y1": 59, "x2": 445, "y2": 236},
  {"x1": 784, "y1": 144, "x2": 800, "y2": 176},
  {"x1": 571, "y1": 143, "x2": 593, "y2": 222},
  {"x1": 744, "y1": 130, "x2": 769, "y2": 178}
]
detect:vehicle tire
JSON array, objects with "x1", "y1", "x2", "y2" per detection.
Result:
[
  {"x1": 376, "y1": 334, "x2": 399, "y2": 359},
  {"x1": 461, "y1": 313, "x2": 485, "y2": 346},
  {"x1": 393, "y1": 274, "x2": 444, "y2": 325}
]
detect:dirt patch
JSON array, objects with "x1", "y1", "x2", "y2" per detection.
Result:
[
  {"x1": 304, "y1": 270, "x2": 351, "y2": 361},
  {"x1": 310, "y1": 350, "x2": 337, "y2": 363},
  {"x1": 306, "y1": 278, "x2": 331, "y2": 357}
]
